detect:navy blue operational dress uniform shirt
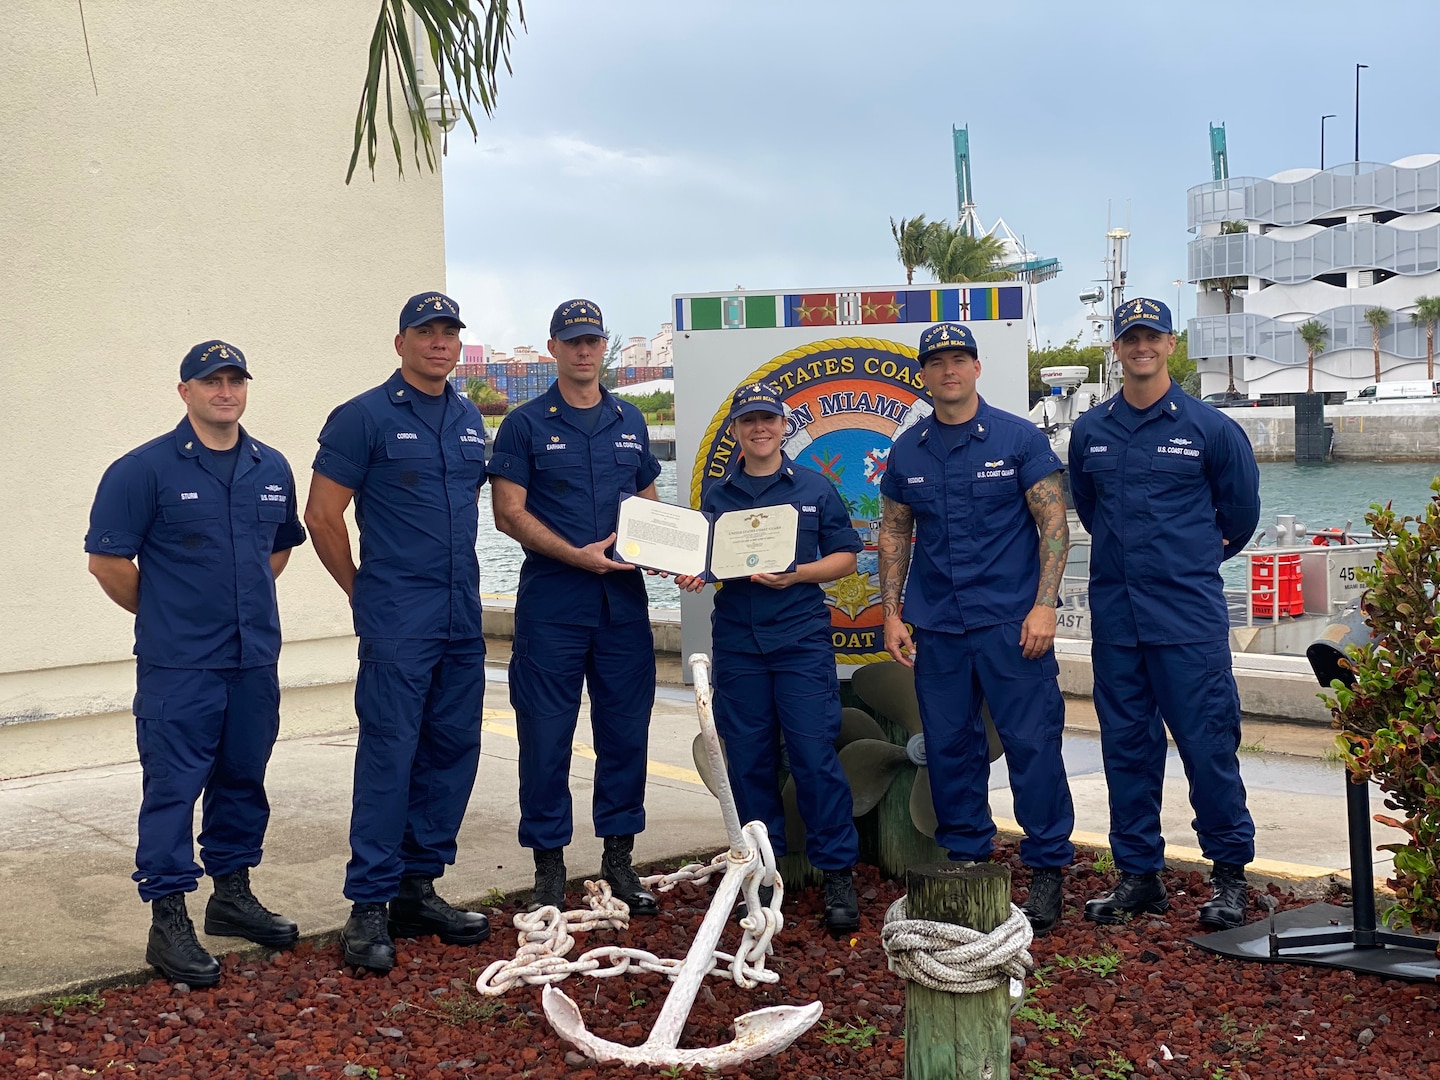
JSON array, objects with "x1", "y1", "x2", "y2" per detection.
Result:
[
  {"x1": 703, "y1": 456, "x2": 862, "y2": 652},
  {"x1": 86, "y1": 413, "x2": 306, "y2": 900},
  {"x1": 487, "y1": 381, "x2": 661, "y2": 624},
  {"x1": 86, "y1": 416, "x2": 306, "y2": 668},
  {"x1": 879, "y1": 398, "x2": 1062, "y2": 631},
  {"x1": 312, "y1": 369, "x2": 488, "y2": 639},
  {"x1": 1067, "y1": 380, "x2": 1261, "y2": 645},
  {"x1": 702, "y1": 454, "x2": 863, "y2": 870}
]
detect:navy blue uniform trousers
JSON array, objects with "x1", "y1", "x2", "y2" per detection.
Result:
[
  {"x1": 132, "y1": 662, "x2": 281, "y2": 901},
  {"x1": 345, "y1": 636, "x2": 486, "y2": 903},
  {"x1": 913, "y1": 623, "x2": 1075, "y2": 868},
  {"x1": 509, "y1": 608, "x2": 654, "y2": 851},
  {"x1": 1091, "y1": 640, "x2": 1255, "y2": 872},
  {"x1": 712, "y1": 639, "x2": 860, "y2": 870}
]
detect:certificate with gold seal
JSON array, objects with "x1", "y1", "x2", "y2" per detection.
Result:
[
  {"x1": 706, "y1": 502, "x2": 798, "y2": 579},
  {"x1": 615, "y1": 496, "x2": 797, "y2": 580}
]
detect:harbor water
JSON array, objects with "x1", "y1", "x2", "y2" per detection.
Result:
[{"x1": 475, "y1": 459, "x2": 1440, "y2": 610}]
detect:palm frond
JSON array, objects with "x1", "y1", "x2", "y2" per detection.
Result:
[{"x1": 348, "y1": 0, "x2": 525, "y2": 184}]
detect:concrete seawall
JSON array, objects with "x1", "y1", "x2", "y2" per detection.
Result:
[{"x1": 1231, "y1": 402, "x2": 1440, "y2": 462}]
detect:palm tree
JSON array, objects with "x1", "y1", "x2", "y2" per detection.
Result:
[
  {"x1": 1297, "y1": 319, "x2": 1329, "y2": 394},
  {"x1": 889, "y1": 216, "x2": 934, "y2": 285},
  {"x1": 350, "y1": 1, "x2": 526, "y2": 183},
  {"x1": 1201, "y1": 221, "x2": 1251, "y2": 393},
  {"x1": 465, "y1": 377, "x2": 507, "y2": 407},
  {"x1": 1364, "y1": 307, "x2": 1390, "y2": 384},
  {"x1": 921, "y1": 224, "x2": 1014, "y2": 283},
  {"x1": 1410, "y1": 295, "x2": 1440, "y2": 381}
]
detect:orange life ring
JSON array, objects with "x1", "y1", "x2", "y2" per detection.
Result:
[{"x1": 1311, "y1": 528, "x2": 1349, "y2": 546}]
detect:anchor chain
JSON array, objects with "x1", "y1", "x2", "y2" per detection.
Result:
[
  {"x1": 880, "y1": 895, "x2": 1034, "y2": 994},
  {"x1": 476, "y1": 822, "x2": 785, "y2": 997}
]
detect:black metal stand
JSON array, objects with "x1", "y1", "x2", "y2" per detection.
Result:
[{"x1": 1192, "y1": 770, "x2": 1438, "y2": 978}]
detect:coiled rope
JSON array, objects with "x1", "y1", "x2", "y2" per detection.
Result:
[{"x1": 880, "y1": 895, "x2": 1034, "y2": 994}]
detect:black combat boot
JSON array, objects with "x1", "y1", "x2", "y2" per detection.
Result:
[
  {"x1": 340, "y1": 902, "x2": 395, "y2": 972},
  {"x1": 1022, "y1": 867, "x2": 1065, "y2": 936},
  {"x1": 822, "y1": 868, "x2": 860, "y2": 934},
  {"x1": 1197, "y1": 862, "x2": 1250, "y2": 930},
  {"x1": 1083, "y1": 871, "x2": 1169, "y2": 924},
  {"x1": 529, "y1": 847, "x2": 567, "y2": 912},
  {"x1": 601, "y1": 835, "x2": 659, "y2": 916},
  {"x1": 147, "y1": 892, "x2": 221, "y2": 987},
  {"x1": 204, "y1": 867, "x2": 299, "y2": 948},
  {"x1": 388, "y1": 877, "x2": 490, "y2": 945}
]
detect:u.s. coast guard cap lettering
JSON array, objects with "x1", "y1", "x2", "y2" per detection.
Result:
[
  {"x1": 549, "y1": 299, "x2": 608, "y2": 341},
  {"x1": 1114, "y1": 297, "x2": 1174, "y2": 338},
  {"x1": 917, "y1": 322, "x2": 979, "y2": 363},
  {"x1": 399, "y1": 292, "x2": 466, "y2": 332},
  {"x1": 180, "y1": 340, "x2": 251, "y2": 382},
  {"x1": 727, "y1": 382, "x2": 784, "y2": 421}
]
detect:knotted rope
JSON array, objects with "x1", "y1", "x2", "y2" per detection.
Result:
[
  {"x1": 475, "y1": 823, "x2": 784, "y2": 996},
  {"x1": 880, "y1": 895, "x2": 1034, "y2": 994}
]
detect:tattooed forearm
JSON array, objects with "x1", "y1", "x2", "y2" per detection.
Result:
[
  {"x1": 1025, "y1": 473, "x2": 1070, "y2": 608},
  {"x1": 877, "y1": 495, "x2": 915, "y2": 620}
]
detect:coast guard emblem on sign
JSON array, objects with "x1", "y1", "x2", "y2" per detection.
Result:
[{"x1": 694, "y1": 337, "x2": 933, "y2": 664}]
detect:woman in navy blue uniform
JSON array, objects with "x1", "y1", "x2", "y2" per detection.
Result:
[
  {"x1": 1068, "y1": 298, "x2": 1261, "y2": 930},
  {"x1": 678, "y1": 383, "x2": 863, "y2": 933},
  {"x1": 86, "y1": 341, "x2": 306, "y2": 986}
]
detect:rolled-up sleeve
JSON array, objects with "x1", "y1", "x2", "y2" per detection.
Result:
[
  {"x1": 1019, "y1": 426, "x2": 1063, "y2": 490},
  {"x1": 486, "y1": 413, "x2": 532, "y2": 487},
  {"x1": 312, "y1": 402, "x2": 371, "y2": 490},
  {"x1": 84, "y1": 454, "x2": 154, "y2": 558}
]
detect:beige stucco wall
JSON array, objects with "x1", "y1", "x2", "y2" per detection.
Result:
[{"x1": 0, "y1": 3, "x2": 446, "y2": 725}]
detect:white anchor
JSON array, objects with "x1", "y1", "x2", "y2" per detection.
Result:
[{"x1": 542, "y1": 653, "x2": 824, "y2": 1069}]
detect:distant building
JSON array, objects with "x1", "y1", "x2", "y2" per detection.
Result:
[
  {"x1": 619, "y1": 335, "x2": 650, "y2": 366},
  {"x1": 651, "y1": 322, "x2": 674, "y2": 365},
  {"x1": 1187, "y1": 155, "x2": 1440, "y2": 399}
]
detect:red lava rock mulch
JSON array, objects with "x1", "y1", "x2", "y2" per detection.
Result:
[{"x1": 4, "y1": 845, "x2": 1439, "y2": 1079}]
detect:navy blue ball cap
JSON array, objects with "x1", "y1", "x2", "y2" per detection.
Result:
[
  {"x1": 180, "y1": 340, "x2": 251, "y2": 382},
  {"x1": 399, "y1": 291, "x2": 466, "y2": 332},
  {"x1": 550, "y1": 298, "x2": 608, "y2": 341},
  {"x1": 917, "y1": 322, "x2": 979, "y2": 363},
  {"x1": 727, "y1": 381, "x2": 784, "y2": 422},
  {"x1": 1114, "y1": 297, "x2": 1174, "y2": 338}
]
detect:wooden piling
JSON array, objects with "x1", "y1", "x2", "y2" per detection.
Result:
[{"x1": 902, "y1": 861, "x2": 1013, "y2": 1080}]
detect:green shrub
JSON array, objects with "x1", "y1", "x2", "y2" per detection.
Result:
[{"x1": 1322, "y1": 478, "x2": 1440, "y2": 931}]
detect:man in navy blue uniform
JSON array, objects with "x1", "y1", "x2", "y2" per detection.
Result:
[
  {"x1": 877, "y1": 322, "x2": 1075, "y2": 935},
  {"x1": 86, "y1": 340, "x2": 306, "y2": 986},
  {"x1": 306, "y1": 292, "x2": 492, "y2": 972},
  {"x1": 489, "y1": 299, "x2": 662, "y2": 915},
  {"x1": 1068, "y1": 298, "x2": 1260, "y2": 930},
  {"x1": 676, "y1": 383, "x2": 864, "y2": 933}
]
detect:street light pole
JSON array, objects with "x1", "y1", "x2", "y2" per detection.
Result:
[
  {"x1": 1354, "y1": 64, "x2": 1368, "y2": 163},
  {"x1": 1172, "y1": 279, "x2": 1184, "y2": 331},
  {"x1": 1321, "y1": 114, "x2": 1336, "y2": 170}
]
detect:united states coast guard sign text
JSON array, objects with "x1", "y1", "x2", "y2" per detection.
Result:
[{"x1": 692, "y1": 337, "x2": 932, "y2": 665}]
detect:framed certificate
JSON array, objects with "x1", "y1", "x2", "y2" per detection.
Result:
[{"x1": 615, "y1": 496, "x2": 798, "y2": 580}]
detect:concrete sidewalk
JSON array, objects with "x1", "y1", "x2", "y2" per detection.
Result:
[{"x1": 0, "y1": 664, "x2": 1394, "y2": 1010}]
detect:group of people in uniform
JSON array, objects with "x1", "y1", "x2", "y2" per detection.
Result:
[{"x1": 85, "y1": 289, "x2": 1259, "y2": 987}]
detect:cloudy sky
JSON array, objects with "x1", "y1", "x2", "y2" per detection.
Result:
[{"x1": 440, "y1": 0, "x2": 1439, "y2": 354}]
